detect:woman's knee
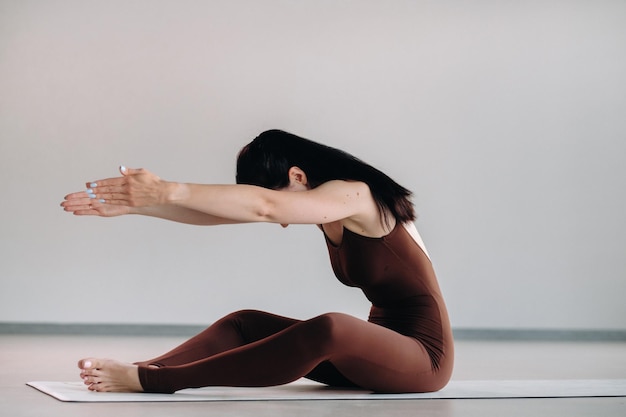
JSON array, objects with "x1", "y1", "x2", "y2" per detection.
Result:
[
  {"x1": 216, "y1": 309, "x2": 299, "y2": 344},
  {"x1": 220, "y1": 309, "x2": 265, "y2": 323},
  {"x1": 305, "y1": 313, "x2": 355, "y2": 349},
  {"x1": 211, "y1": 310, "x2": 265, "y2": 341}
]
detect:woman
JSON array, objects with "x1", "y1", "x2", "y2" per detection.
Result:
[{"x1": 60, "y1": 129, "x2": 454, "y2": 394}]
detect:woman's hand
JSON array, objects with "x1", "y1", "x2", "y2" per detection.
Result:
[
  {"x1": 61, "y1": 192, "x2": 131, "y2": 217},
  {"x1": 60, "y1": 166, "x2": 169, "y2": 216}
]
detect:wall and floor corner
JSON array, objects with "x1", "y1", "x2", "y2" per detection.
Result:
[{"x1": 1, "y1": 1, "x2": 625, "y2": 336}]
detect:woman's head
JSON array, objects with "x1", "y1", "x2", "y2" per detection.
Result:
[{"x1": 236, "y1": 129, "x2": 415, "y2": 224}]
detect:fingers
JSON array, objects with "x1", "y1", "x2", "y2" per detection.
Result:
[
  {"x1": 61, "y1": 192, "x2": 103, "y2": 210},
  {"x1": 79, "y1": 186, "x2": 129, "y2": 202},
  {"x1": 62, "y1": 189, "x2": 133, "y2": 217},
  {"x1": 63, "y1": 191, "x2": 90, "y2": 201},
  {"x1": 83, "y1": 165, "x2": 142, "y2": 188},
  {"x1": 61, "y1": 195, "x2": 98, "y2": 214},
  {"x1": 60, "y1": 194, "x2": 117, "y2": 216},
  {"x1": 84, "y1": 176, "x2": 126, "y2": 189},
  {"x1": 62, "y1": 166, "x2": 153, "y2": 214},
  {"x1": 64, "y1": 184, "x2": 129, "y2": 206},
  {"x1": 120, "y1": 165, "x2": 144, "y2": 176}
]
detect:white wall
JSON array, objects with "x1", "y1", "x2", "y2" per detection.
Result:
[{"x1": 1, "y1": 0, "x2": 625, "y2": 330}]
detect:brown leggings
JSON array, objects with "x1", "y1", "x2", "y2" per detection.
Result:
[{"x1": 135, "y1": 309, "x2": 451, "y2": 394}]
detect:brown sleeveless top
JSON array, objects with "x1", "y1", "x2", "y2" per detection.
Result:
[{"x1": 324, "y1": 222, "x2": 453, "y2": 371}]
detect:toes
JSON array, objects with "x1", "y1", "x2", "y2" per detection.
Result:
[
  {"x1": 78, "y1": 358, "x2": 96, "y2": 369},
  {"x1": 90, "y1": 382, "x2": 113, "y2": 392},
  {"x1": 79, "y1": 357, "x2": 107, "y2": 372},
  {"x1": 83, "y1": 374, "x2": 102, "y2": 384},
  {"x1": 77, "y1": 358, "x2": 142, "y2": 393},
  {"x1": 82, "y1": 368, "x2": 102, "y2": 378}
]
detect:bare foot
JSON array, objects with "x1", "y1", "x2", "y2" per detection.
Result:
[{"x1": 78, "y1": 358, "x2": 143, "y2": 392}]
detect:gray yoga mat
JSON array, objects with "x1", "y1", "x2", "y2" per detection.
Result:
[{"x1": 27, "y1": 379, "x2": 626, "y2": 402}]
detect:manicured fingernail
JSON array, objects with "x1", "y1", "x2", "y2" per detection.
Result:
[
  {"x1": 99, "y1": 199, "x2": 105, "y2": 203},
  {"x1": 88, "y1": 193, "x2": 96, "y2": 199},
  {"x1": 86, "y1": 188, "x2": 93, "y2": 194},
  {"x1": 84, "y1": 360, "x2": 92, "y2": 368},
  {"x1": 89, "y1": 182, "x2": 98, "y2": 188},
  {"x1": 120, "y1": 165, "x2": 127, "y2": 173}
]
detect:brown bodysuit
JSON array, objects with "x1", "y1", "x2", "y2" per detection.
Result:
[{"x1": 136, "y1": 222, "x2": 453, "y2": 393}]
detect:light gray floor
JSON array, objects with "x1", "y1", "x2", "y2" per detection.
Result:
[{"x1": 1, "y1": 334, "x2": 625, "y2": 417}]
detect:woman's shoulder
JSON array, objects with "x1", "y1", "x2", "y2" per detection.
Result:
[
  {"x1": 311, "y1": 180, "x2": 374, "y2": 204},
  {"x1": 309, "y1": 180, "x2": 390, "y2": 238},
  {"x1": 314, "y1": 179, "x2": 370, "y2": 191}
]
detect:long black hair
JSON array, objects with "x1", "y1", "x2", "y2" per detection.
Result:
[{"x1": 236, "y1": 129, "x2": 415, "y2": 226}]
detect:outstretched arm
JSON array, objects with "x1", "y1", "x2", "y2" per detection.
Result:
[
  {"x1": 61, "y1": 195, "x2": 242, "y2": 225},
  {"x1": 61, "y1": 167, "x2": 243, "y2": 225},
  {"x1": 62, "y1": 166, "x2": 377, "y2": 228}
]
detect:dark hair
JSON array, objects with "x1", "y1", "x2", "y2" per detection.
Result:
[{"x1": 236, "y1": 129, "x2": 415, "y2": 226}]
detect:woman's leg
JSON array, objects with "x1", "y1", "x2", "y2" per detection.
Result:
[
  {"x1": 80, "y1": 310, "x2": 358, "y2": 392},
  {"x1": 134, "y1": 310, "x2": 300, "y2": 367},
  {"x1": 133, "y1": 312, "x2": 448, "y2": 393}
]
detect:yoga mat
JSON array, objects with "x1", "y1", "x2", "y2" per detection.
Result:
[{"x1": 27, "y1": 379, "x2": 626, "y2": 402}]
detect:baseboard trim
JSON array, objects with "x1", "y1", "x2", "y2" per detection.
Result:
[
  {"x1": 0, "y1": 322, "x2": 204, "y2": 337},
  {"x1": 1, "y1": 322, "x2": 625, "y2": 341},
  {"x1": 452, "y1": 328, "x2": 626, "y2": 342}
]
